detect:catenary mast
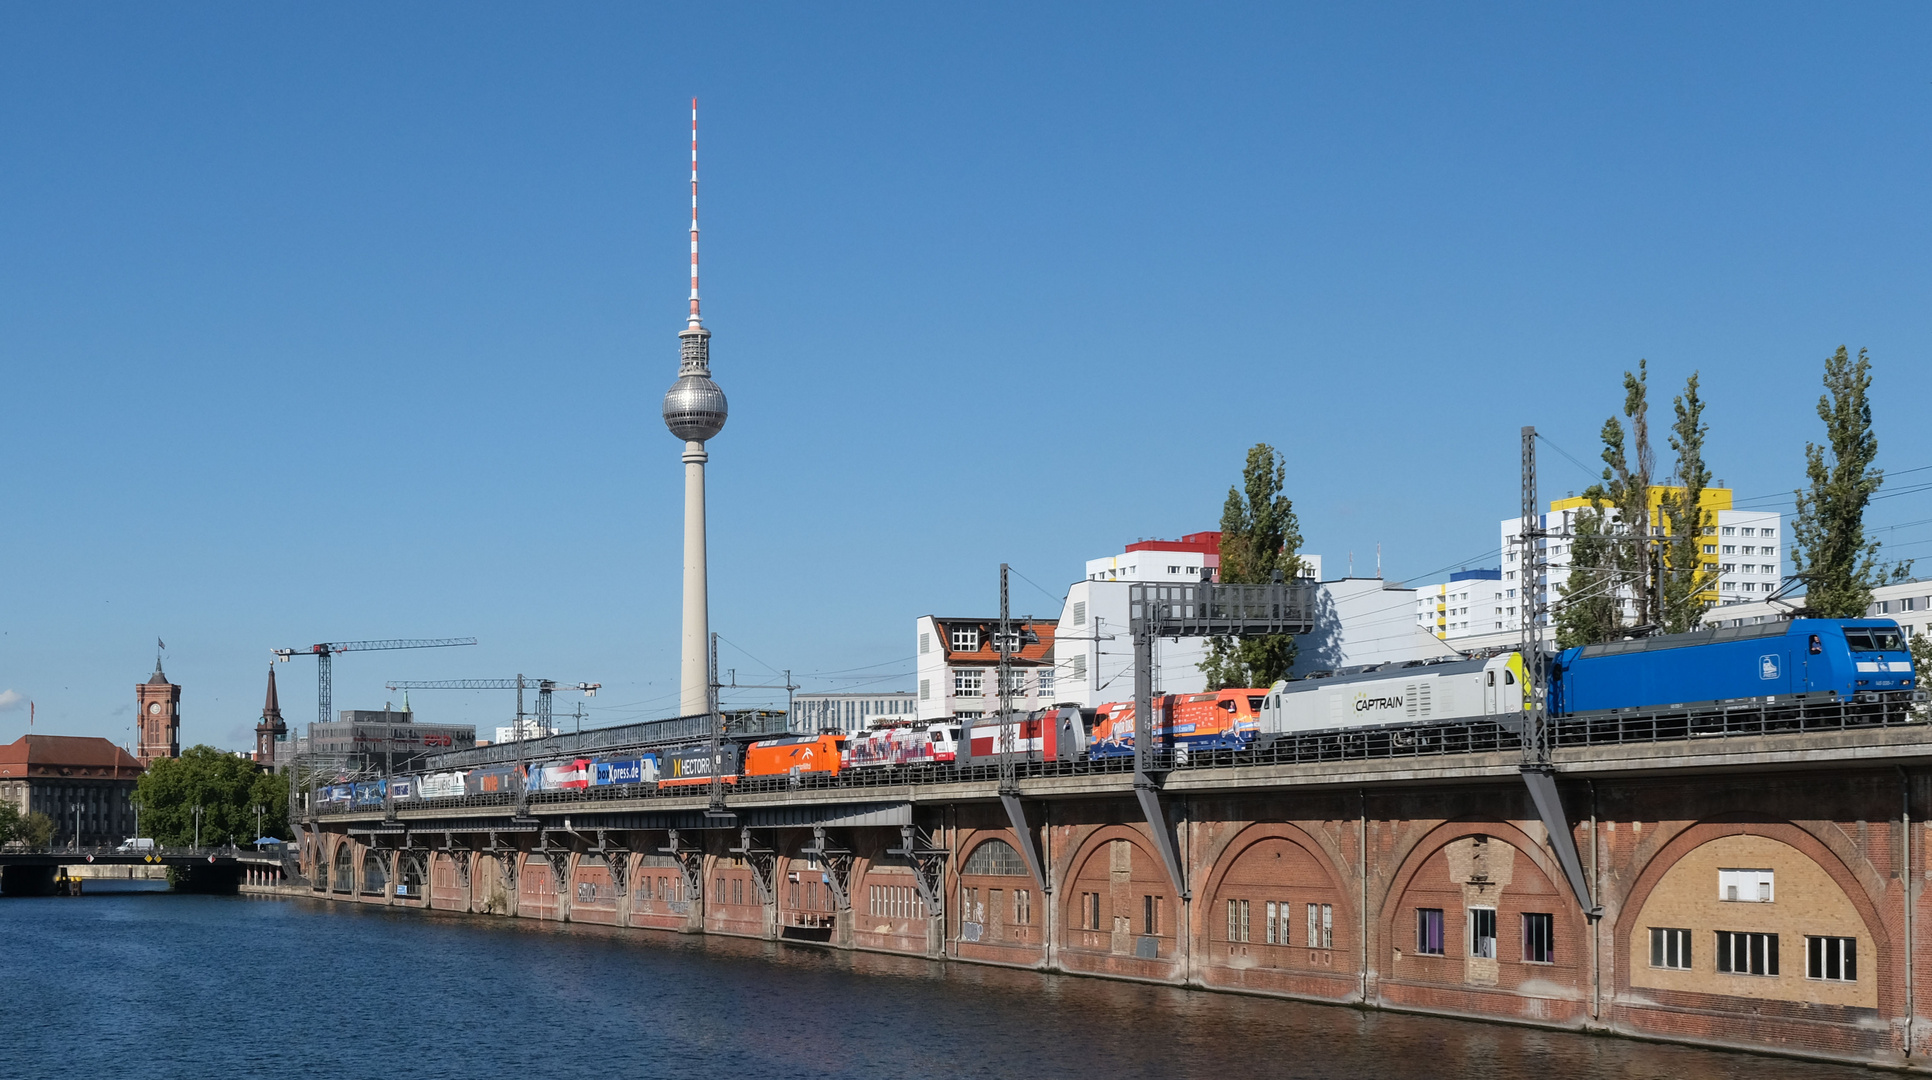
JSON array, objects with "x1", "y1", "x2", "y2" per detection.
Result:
[{"x1": 662, "y1": 99, "x2": 728, "y2": 715}]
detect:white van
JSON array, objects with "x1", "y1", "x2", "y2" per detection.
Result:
[{"x1": 116, "y1": 838, "x2": 156, "y2": 852}]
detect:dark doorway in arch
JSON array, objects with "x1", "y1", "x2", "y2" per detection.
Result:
[
  {"x1": 397, "y1": 853, "x2": 426, "y2": 900},
  {"x1": 331, "y1": 844, "x2": 354, "y2": 894},
  {"x1": 361, "y1": 850, "x2": 389, "y2": 897}
]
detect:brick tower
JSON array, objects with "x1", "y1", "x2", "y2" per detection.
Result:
[
  {"x1": 136, "y1": 659, "x2": 181, "y2": 766},
  {"x1": 253, "y1": 664, "x2": 286, "y2": 766}
]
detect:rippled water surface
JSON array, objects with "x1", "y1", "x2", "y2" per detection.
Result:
[{"x1": 0, "y1": 891, "x2": 1887, "y2": 1080}]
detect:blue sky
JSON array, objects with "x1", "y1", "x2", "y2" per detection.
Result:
[{"x1": 3, "y1": 4, "x2": 1929, "y2": 749}]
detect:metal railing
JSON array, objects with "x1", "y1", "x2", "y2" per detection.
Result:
[{"x1": 311, "y1": 700, "x2": 1929, "y2": 819}]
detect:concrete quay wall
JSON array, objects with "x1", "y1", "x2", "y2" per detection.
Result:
[{"x1": 301, "y1": 742, "x2": 1932, "y2": 1070}]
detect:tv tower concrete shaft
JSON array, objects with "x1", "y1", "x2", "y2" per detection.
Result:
[
  {"x1": 661, "y1": 99, "x2": 727, "y2": 715},
  {"x1": 680, "y1": 438, "x2": 711, "y2": 714}
]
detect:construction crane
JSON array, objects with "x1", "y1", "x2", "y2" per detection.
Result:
[
  {"x1": 382, "y1": 677, "x2": 602, "y2": 740},
  {"x1": 272, "y1": 638, "x2": 478, "y2": 729}
]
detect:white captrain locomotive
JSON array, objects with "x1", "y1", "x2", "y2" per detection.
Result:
[{"x1": 1255, "y1": 653, "x2": 1530, "y2": 745}]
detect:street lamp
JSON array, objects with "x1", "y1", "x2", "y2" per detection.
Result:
[
  {"x1": 73, "y1": 804, "x2": 81, "y2": 853},
  {"x1": 193, "y1": 805, "x2": 202, "y2": 851},
  {"x1": 254, "y1": 804, "x2": 265, "y2": 846}
]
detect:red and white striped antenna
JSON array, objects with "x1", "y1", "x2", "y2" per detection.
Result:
[{"x1": 688, "y1": 97, "x2": 702, "y2": 328}]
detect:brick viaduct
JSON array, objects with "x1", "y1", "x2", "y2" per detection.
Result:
[{"x1": 303, "y1": 725, "x2": 1932, "y2": 1070}]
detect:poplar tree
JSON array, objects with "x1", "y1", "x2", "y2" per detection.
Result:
[
  {"x1": 1554, "y1": 362, "x2": 1654, "y2": 646},
  {"x1": 1659, "y1": 373, "x2": 1713, "y2": 633},
  {"x1": 1200, "y1": 443, "x2": 1303, "y2": 689},
  {"x1": 1790, "y1": 347, "x2": 1892, "y2": 617}
]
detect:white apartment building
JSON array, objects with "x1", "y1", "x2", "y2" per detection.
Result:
[
  {"x1": 1413, "y1": 569, "x2": 1513, "y2": 640},
  {"x1": 790, "y1": 692, "x2": 918, "y2": 734},
  {"x1": 914, "y1": 615, "x2": 1057, "y2": 722},
  {"x1": 1703, "y1": 578, "x2": 1932, "y2": 640},
  {"x1": 1501, "y1": 490, "x2": 1783, "y2": 630},
  {"x1": 1085, "y1": 531, "x2": 1321, "y2": 584},
  {"x1": 1051, "y1": 578, "x2": 1211, "y2": 708},
  {"x1": 1290, "y1": 576, "x2": 1459, "y2": 678}
]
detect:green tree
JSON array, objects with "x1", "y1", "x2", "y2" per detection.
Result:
[
  {"x1": 134, "y1": 745, "x2": 290, "y2": 847},
  {"x1": 1791, "y1": 347, "x2": 1900, "y2": 617},
  {"x1": 18, "y1": 811, "x2": 53, "y2": 850},
  {"x1": 1200, "y1": 443, "x2": 1303, "y2": 689},
  {"x1": 1659, "y1": 372, "x2": 1714, "y2": 633},
  {"x1": 1913, "y1": 632, "x2": 1932, "y2": 723},
  {"x1": 1555, "y1": 500, "x2": 1620, "y2": 649},
  {"x1": 0, "y1": 800, "x2": 19, "y2": 847},
  {"x1": 1554, "y1": 362, "x2": 1656, "y2": 647}
]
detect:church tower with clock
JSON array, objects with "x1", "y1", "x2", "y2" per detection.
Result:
[{"x1": 136, "y1": 659, "x2": 181, "y2": 766}]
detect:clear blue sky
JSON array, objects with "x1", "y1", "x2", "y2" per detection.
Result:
[{"x1": 3, "y1": 4, "x2": 1930, "y2": 750}]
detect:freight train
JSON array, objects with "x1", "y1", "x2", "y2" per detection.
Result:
[{"x1": 313, "y1": 618, "x2": 1918, "y2": 810}]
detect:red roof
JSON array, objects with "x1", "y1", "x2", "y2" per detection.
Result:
[
  {"x1": 1124, "y1": 531, "x2": 1222, "y2": 557},
  {"x1": 0, "y1": 735, "x2": 146, "y2": 779},
  {"x1": 931, "y1": 618, "x2": 1057, "y2": 665}
]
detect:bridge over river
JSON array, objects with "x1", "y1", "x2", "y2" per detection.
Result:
[
  {"x1": 303, "y1": 703, "x2": 1932, "y2": 1071},
  {"x1": 0, "y1": 846, "x2": 292, "y2": 894}
]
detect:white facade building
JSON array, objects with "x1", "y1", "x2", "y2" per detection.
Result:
[
  {"x1": 1413, "y1": 569, "x2": 1511, "y2": 640},
  {"x1": 1290, "y1": 577, "x2": 1459, "y2": 677},
  {"x1": 791, "y1": 692, "x2": 918, "y2": 734},
  {"x1": 914, "y1": 615, "x2": 1057, "y2": 722},
  {"x1": 1501, "y1": 492, "x2": 1783, "y2": 631},
  {"x1": 1702, "y1": 578, "x2": 1932, "y2": 640}
]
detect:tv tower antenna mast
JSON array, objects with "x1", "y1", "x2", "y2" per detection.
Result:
[{"x1": 662, "y1": 98, "x2": 729, "y2": 716}]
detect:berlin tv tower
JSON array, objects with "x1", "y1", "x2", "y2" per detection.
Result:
[{"x1": 661, "y1": 99, "x2": 728, "y2": 716}]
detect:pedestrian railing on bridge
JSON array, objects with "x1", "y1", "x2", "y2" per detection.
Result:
[{"x1": 309, "y1": 697, "x2": 1926, "y2": 818}]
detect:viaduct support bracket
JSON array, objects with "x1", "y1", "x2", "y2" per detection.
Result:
[
  {"x1": 1134, "y1": 778, "x2": 1190, "y2": 902},
  {"x1": 998, "y1": 794, "x2": 1051, "y2": 897},
  {"x1": 1521, "y1": 765, "x2": 1600, "y2": 919},
  {"x1": 889, "y1": 824, "x2": 949, "y2": 917},
  {"x1": 732, "y1": 825, "x2": 776, "y2": 905},
  {"x1": 804, "y1": 825, "x2": 853, "y2": 911}
]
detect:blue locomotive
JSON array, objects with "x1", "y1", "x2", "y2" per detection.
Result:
[{"x1": 1550, "y1": 619, "x2": 1915, "y2": 716}]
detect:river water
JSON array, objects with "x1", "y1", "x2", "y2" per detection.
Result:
[{"x1": 0, "y1": 888, "x2": 1885, "y2": 1080}]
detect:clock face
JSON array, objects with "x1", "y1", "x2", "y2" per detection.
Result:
[{"x1": 148, "y1": 702, "x2": 161, "y2": 715}]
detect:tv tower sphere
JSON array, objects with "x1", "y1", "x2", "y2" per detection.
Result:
[{"x1": 662, "y1": 325, "x2": 727, "y2": 442}]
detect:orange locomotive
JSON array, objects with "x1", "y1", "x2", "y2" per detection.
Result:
[
  {"x1": 657, "y1": 733, "x2": 846, "y2": 787},
  {"x1": 1090, "y1": 688, "x2": 1269, "y2": 758}
]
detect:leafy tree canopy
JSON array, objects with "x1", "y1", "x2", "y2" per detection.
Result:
[
  {"x1": 134, "y1": 746, "x2": 289, "y2": 847},
  {"x1": 1791, "y1": 347, "x2": 1906, "y2": 617},
  {"x1": 1201, "y1": 443, "x2": 1303, "y2": 689}
]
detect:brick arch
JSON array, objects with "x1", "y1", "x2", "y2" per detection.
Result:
[
  {"x1": 1375, "y1": 818, "x2": 1587, "y2": 968},
  {"x1": 1056, "y1": 823, "x2": 1173, "y2": 947},
  {"x1": 1197, "y1": 820, "x2": 1354, "y2": 921},
  {"x1": 329, "y1": 836, "x2": 357, "y2": 894},
  {"x1": 1613, "y1": 819, "x2": 1895, "y2": 1009}
]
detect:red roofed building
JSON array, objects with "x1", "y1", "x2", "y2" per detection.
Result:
[
  {"x1": 0, "y1": 734, "x2": 145, "y2": 847},
  {"x1": 913, "y1": 616, "x2": 1058, "y2": 722}
]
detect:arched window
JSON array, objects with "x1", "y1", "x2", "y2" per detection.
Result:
[{"x1": 963, "y1": 838, "x2": 1028, "y2": 876}]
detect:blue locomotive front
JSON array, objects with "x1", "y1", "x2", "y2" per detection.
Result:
[{"x1": 1550, "y1": 619, "x2": 1915, "y2": 716}]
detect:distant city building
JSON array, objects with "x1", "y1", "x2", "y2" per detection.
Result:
[
  {"x1": 1703, "y1": 578, "x2": 1932, "y2": 639},
  {"x1": 254, "y1": 664, "x2": 287, "y2": 768},
  {"x1": 300, "y1": 709, "x2": 475, "y2": 774},
  {"x1": 495, "y1": 717, "x2": 554, "y2": 744},
  {"x1": 1084, "y1": 531, "x2": 1321, "y2": 584},
  {"x1": 1502, "y1": 487, "x2": 1783, "y2": 631},
  {"x1": 1055, "y1": 534, "x2": 1324, "y2": 707},
  {"x1": 1289, "y1": 577, "x2": 1457, "y2": 678},
  {"x1": 791, "y1": 692, "x2": 919, "y2": 734},
  {"x1": 914, "y1": 616, "x2": 1057, "y2": 722},
  {"x1": 0, "y1": 735, "x2": 145, "y2": 847},
  {"x1": 1413, "y1": 568, "x2": 1508, "y2": 640},
  {"x1": 135, "y1": 659, "x2": 181, "y2": 767}
]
